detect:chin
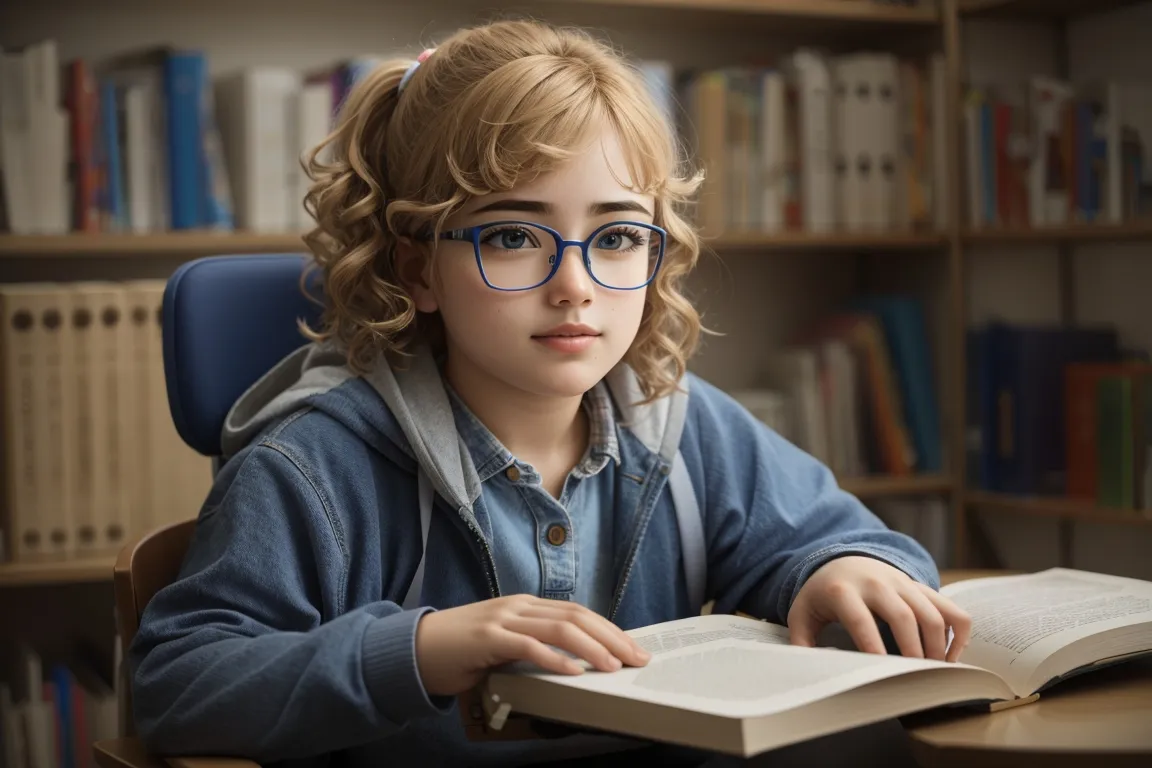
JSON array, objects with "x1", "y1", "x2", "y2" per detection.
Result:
[{"x1": 514, "y1": 358, "x2": 617, "y2": 399}]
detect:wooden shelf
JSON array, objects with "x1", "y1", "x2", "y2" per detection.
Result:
[
  {"x1": 569, "y1": 0, "x2": 939, "y2": 24},
  {"x1": 962, "y1": 220, "x2": 1152, "y2": 246},
  {"x1": 0, "y1": 556, "x2": 115, "y2": 587},
  {"x1": 712, "y1": 231, "x2": 948, "y2": 252},
  {"x1": 841, "y1": 473, "x2": 954, "y2": 498},
  {"x1": 966, "y1": 491, "x2": 1152, "y2": 527},
  {"x1": 0, "y1": 231, "x2": 306, "y2": 257},
  {"x1": 959, "y1": 0, "x2": 1145, "y2": 19}
]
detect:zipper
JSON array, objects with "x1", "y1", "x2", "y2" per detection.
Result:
[
  {"x1": 459, "y1": 507, "x2": 501, "y2": 599},
  {"x1": 607, "y1": 461, "x2": 670, "y2": 622}
]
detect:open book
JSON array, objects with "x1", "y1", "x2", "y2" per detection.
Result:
[{"x1": 479, "y1": 568, "x2": 1152, "y2": 757}]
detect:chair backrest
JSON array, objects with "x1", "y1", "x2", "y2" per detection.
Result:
[
  {"x1": 163, "y1": 253, "x2": 323, "y2": 457},
  {"x1": 114, "y1": 520, "x2": 198, "y2": 658},
  {"x1": 113, "y1": 519, "x2": 197, "y2": 736}
]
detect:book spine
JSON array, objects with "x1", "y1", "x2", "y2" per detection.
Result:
[{"x1": 164, "y1": 52, "x2": 206, "y2": 229}]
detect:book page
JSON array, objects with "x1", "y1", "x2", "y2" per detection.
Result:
[
  {"x1": 629, "y1": 614, "x2": 791, "y2": 655},
  {"x1": 941, "y1": 568, "x2": 1152, "y2": 694},
  {"x1": 497, "y1": 615, "x2": 987, "y2": 720}
]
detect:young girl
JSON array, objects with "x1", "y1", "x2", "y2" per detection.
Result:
[{"x1": 130, "y1": 18, "x2": 970, "y2": 768}]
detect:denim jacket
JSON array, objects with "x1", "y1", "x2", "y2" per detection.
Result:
[{"x1": 129, "y1": 342, "x2": 940, "y2": 767}]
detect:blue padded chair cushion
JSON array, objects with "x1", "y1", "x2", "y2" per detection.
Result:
[{"x1": 163, "y1": 253, "x2": 324, "y2": 457}]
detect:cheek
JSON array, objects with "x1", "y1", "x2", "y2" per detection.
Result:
[
  {"x1": 610, "y1": 288, "x2": 649, "y2": 337},
  {"x1": 434, "y1": 263, "x2": 519, "y2": 336}
]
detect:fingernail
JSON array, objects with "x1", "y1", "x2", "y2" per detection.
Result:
[{"x1": 610, "y1": 657, "x2": 623, "y2": 670}]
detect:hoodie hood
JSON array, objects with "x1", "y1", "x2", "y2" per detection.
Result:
[{"x1": 221, "y1": 341, "x2": 689, "y2": 524}]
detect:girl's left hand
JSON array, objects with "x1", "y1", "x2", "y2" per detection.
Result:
[{"x1": 787, "y1": 556, "x2": 972, "y2": 662}]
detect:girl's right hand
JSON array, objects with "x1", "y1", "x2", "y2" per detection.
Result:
[{"x1": 413, "y1": 595, "x2": 652, "y2": 697}]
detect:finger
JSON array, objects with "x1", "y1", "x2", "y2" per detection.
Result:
[
  {"x1": 917, "y1": 585, "x2": 972, "y2": 662},
  {"x1": 831, "y1": 591, "x2": 888, "y2": 655},
  {"x1": 521, "y1": 605, "x2": 650, "y2": 666},
  {"x1": 866, "y1": 588, "x2": 924, "y2": 659},
  {"x1": 785, "y1": 605, "x2": 824, "y2": 648},
  {"x1": 497, "y1": 628, "x2": 585, "y2": 675},
  {"x1": 522, "y1": 599, "x2": 650, "y2": 661},
  {"x1": 900, "y1": 587, "x2": 948, "y2": 661},
  {"x1": 504, "y1": 617, "x2": 622, "y2": 673}
]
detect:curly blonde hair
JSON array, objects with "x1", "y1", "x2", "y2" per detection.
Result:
[{"x1": 301, "y1": 18, "x2": 704, "y2": 402}]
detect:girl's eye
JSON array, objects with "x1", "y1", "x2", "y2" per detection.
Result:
[
  {"x1": 595, "y1": 228, "x2": 646, "y2": 251},
  {"x1": 480, "y1": 227, "x2": 539, "y2": 250}
]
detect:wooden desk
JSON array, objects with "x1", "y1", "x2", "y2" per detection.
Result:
[{"x1": 905, "y1": 570, "x2": 1152, "y2": 768}]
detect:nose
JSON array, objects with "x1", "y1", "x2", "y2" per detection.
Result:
[{"x1": 546, "y1": 242, "x2": 595, "y2": 306}]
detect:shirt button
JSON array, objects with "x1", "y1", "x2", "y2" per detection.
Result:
[
  {"x1": 506, "y1": 465, "x2": 521, "y2": 482},
  {"x1": 546, "y1": 525, "x2": 567, "y2": 546}
]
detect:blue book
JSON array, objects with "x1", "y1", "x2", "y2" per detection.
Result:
[
  {"x1": 966, "y1": 328, "x2": 992, "y2": 490},
  {"x1": 981, "y1": 100, "x2": 996, "y2": 226},
  {"x1": 164, "y1": 51, "x2": 207, "y2": 229},
  {"x1": 854, "y1": 296, "x2": 943, "y2": 473},
  {"x1": 49, "y1": 665, "x2": 75, "y2": 768},
  {"x1": 982, "y1": 323, "x2": 1120, "y2": 495},
  {"x1": 100, "y1": 81, "x2": 126, "y2": 231}
]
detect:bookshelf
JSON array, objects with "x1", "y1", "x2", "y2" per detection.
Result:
[
  {"x1": 566, "y1": 0, "x2": 940, "y2": 24},
  {"x1": 1, "y1": 1, "x2": 1150, "y2": 584},
  {"x1": 959, "y1": 0, "x2": 1147, "y2": 19},
  {"x1": 841, "y1": 473, "x2": 954, "y2": 499},
  {"x1": 0, "y1": 557, "x2": 115, "y2": 588},
  {"x1": 0, "y1": 232, "x2": 307, "y2": 257},
  {"x1": 962, "y1": 221, "x2": 1152, "y2": 245},
  {"x1": 4, "y1": 6, "x2": 1152, "y2": 767},
  {"x1": 709, "y1": 231, "x2": 948, "y2": 252},
  {"x1": 967, "y1": 492, "x2": 1152, "y2": 528}
]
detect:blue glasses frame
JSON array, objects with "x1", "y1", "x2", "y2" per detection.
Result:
[{"x1": 433, "y1": 219, "x2": 667, "y2": 292}]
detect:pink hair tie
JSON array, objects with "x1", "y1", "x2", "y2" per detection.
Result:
[{"x1": 398, "y1": 48, "x2": 436, "y2": 94}]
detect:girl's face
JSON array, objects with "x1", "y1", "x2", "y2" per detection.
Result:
[{"x1": 407, "y1": 125, "x2": 657, "y2": 402}]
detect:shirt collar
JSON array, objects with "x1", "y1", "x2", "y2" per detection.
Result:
[{"x1": 447, "y1": 380, "x2": 621, "y2": 484}]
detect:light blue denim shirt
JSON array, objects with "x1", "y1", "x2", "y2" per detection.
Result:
[{"x1": 447, "y1": 382, "x2": 620, "y2": 615}]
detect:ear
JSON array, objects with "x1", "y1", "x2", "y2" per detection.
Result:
[{"x1": 394, "y1": 238, "x2": 439, "y2": 313}]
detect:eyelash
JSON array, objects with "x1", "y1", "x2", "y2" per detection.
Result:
[
  {"x1": 478, "y1": 225, "x2": 649, "y2": 249},
  {"x1": 602, "y1": 226, "x2": 647, "y2": 250},
  {"x1": 480, "y1": 225, "x2": 538, "y2": 247}
]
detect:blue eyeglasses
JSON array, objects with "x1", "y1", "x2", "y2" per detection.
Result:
[{"x1": 430, "y1": 220, "x2": 666, "y2": 291}]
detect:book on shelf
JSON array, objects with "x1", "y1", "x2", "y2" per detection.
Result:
[
  {"x1": 1065, "y1": 361, "x2": 1152, "y2": 513},
  {"x1": 965, "y1": 320, "x2": 1152, "y2": 511},
  {"x1": 0, "y1": 281, "x2": 212, "y2": 564},
  {"x1": 963, "y1": 76, "x2": 1152, "y2": 231},
  {"x1": 733, "y1": 294, "x2": 941, "y2": 483},
  {"x1": 680, "y1": 48, "x2": 947, "y2": 238},
  {"x1": 473, "y1": 568, "x2": 1152, "y2": 758},
  {"x1": 1, "y1": 643, "x2": 119, "y2": 768}
]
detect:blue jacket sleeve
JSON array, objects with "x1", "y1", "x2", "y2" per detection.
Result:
[
  {"x1": 129, "y1": 443, "x2": 450, "y2": 762},
  {"x1": 683, "y1": 377, "x2": 941, "y2": 623}
]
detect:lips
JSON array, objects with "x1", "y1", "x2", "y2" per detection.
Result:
[
  {"x1": 533, "y1": 323, "x2": 601, "y2": 339},
  {"x1": 532, "y1": 323, "x2": 601, "y2": 353}
]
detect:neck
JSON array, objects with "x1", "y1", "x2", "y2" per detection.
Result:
[{"x1": 443, "y1": 350, "x2": 588, "y2": 465}]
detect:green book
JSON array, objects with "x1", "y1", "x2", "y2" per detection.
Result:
[{"x1": 1097, "y1": 376, "x2": 1133, "y2": 509}]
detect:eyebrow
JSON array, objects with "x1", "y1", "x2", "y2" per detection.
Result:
[{"x1": 469, "y1": 199, "x2": 653, "y2": 217}]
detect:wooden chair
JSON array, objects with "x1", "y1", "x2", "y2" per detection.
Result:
[{"x1": 93, "y1": 519, "x2": 258, "y2": 768}]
